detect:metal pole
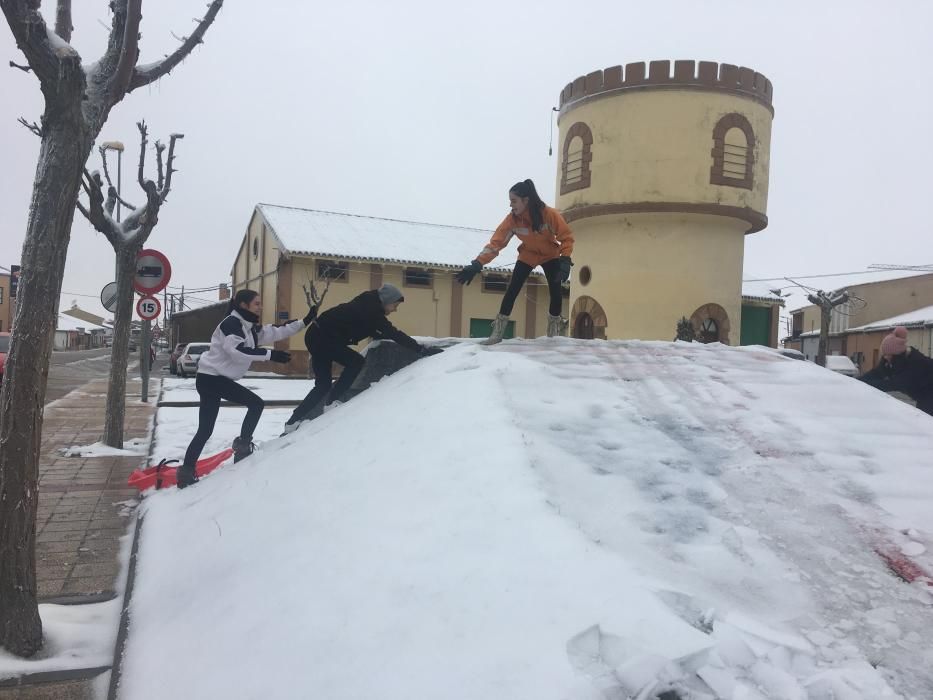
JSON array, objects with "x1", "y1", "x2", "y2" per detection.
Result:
[
  {"x1": 140, "y1": 318, "x2": 150, "y2": 402},
  {"x1": 116, "y1": 150, "x2": 122, "y2": 223}
]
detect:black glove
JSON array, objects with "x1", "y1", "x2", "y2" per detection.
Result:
[
  {"x1": 303, "y1": 306, "x2": 318, "y2": 325},
  {"x1": 419, "y1": 345, "x2": 443, "y2": 357},
  {"x1": 455, "y1": 260, "x2": 482, "y2": 285},
  {"x1": 270, "y1": 350, "x2": 291, "y2": 363},
  {"x1": 558, "y1": 256, "x2": 573, "y2": 284}
]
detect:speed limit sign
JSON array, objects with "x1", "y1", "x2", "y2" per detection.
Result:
[{"x1": 136, "y1": 296, "x2": 161, "y2": 321}]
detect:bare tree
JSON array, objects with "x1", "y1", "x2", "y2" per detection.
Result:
[
  {"x1": 79, "y1": 121, "x2": 182, "y2": 448},
  {"x1": 0, "y1": 0, "x2": 223, "y2": 658}
]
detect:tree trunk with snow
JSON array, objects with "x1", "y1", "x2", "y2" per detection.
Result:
[
  {"x1": 0, "y1": 0, "x2": 223, "y2": 657},
  {"x1": 103, "y1": 244, "x2": 142, "y2": 445}
]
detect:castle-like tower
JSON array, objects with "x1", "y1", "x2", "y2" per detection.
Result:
[{"x1": 555, "y1": 60, "x2": 773, "y2": 343}]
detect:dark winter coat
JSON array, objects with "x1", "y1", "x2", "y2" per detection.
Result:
[
  {"x1": 310, "y1": 290, "x2": 421, "y2": 352},
  {"x1": 859, "y1": 347, "x2": 933, "y2": 415}
]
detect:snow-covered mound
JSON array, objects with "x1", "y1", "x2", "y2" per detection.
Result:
[{"x1": 119, "y1": 340, "x2": 933, "y2": 699}]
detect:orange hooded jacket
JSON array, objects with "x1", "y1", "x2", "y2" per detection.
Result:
[{"x1": 475, "y1": 205, "x2": 574, "y2": 268}]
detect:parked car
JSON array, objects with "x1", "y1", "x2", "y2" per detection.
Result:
[
  {"x1": 169, "y1": 343, "x2": 187, "y2": 375},
  {"x1": 0, "y1": 332, "x2": 10, "y2": 384},
  {"x1": 178, "y1": 343, "x2": 210, "y2": 378}
]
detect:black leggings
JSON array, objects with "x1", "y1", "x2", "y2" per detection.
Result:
[
  {"x1": 287, "y1": 327, "x2": 365, "y2": 424},
  {"x1": 182, "y1": 373, "x2": 264, "y2": 470},
  {"x1": 500, "y1": 258, "x2": 563, "y2": 317}
]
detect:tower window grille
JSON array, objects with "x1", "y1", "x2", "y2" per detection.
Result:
[
  {"x1": 710, "y1": 113, "x2": 755, "y2": 190},
  {"x1": 561, "y1": 122, "x2": 594, "y2": 195}
]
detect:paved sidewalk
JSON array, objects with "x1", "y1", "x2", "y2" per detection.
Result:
[{"x1": 0, "y1": 376, "x2": 159, "y2": 699}]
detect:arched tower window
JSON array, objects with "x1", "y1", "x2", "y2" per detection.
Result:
[
  {"x1": 571, "y1": 295, "x2": 608, "y2": 339},
  {"x1": 709, "y1": 113, "x2": 755, "y2": 190},
  {"x1": 561, "y1": 122, "x2": 594, "y2": 195},
  {"x1": 690, "y1": 303, "x2": 731, "y2": 344}
]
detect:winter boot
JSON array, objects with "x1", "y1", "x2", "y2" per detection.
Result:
[
  {"x1": 280, "y1": 420, "x2": 303, "y2": 437},
  {"x1": 546, "y1": 314, "x2": 563, "y2": 338},
  {"x1": 176, "y1": 468, "x2": 199, "y2": 489},
  {"x1": 482, "y1": 313, "x2": 510, "y2": 345},
  {"x1": 232, "y1": 436, "x2": 256, "y2": 463}
]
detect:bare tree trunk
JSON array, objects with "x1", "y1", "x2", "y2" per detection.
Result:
[
  {"x1": 103, "y1": 244, "x2": 142, "y2": 447},
  {"x1": 0, "y1": 123, "x2": 91, "y2": 657}
]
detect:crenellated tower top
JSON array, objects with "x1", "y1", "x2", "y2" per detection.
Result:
[{"x1": 558, "y1": 60, "x2": 773, "y2": 116}]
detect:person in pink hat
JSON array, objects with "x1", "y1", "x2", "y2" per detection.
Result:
[{"x1": 859, "y1": 326, "x2": 933, "y2": 415}]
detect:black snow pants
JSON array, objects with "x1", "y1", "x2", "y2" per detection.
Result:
[{"x1": 286, "y1": 325, "x2": 365, "y2": 425}]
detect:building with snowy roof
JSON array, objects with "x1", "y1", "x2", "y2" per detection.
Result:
[{"x1": 230, "y1": 203, "x2": 783, "y2": 372}]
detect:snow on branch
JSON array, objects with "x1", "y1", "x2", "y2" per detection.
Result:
[
  {"x1": 127, "y1": 0, "x2": 223, "y2": 92},
  {"x1": 2, "y1": 3, "x2": 81, "y2": 87},
  {"x1": 77, "y1": 122, "x2": 184, "y2": 245}
]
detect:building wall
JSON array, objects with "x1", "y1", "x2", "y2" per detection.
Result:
[
  {"x1": 845, "y1": 274, "x2": 933, "y2": 328},
  {"x1": 554, "y1": 61, "x2": 773, "y2": 343},
  {"x1": 566, "y1": 213, "x2": 746, "y2": 341}
]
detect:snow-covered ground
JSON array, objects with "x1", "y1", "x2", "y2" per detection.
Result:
[{"x1": 119, "y1": 340, "x2": 933, "y2": 699}]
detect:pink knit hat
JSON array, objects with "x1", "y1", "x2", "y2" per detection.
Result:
[{"x1": 880, "y1": 326, "x2": 908, "y2": 356}]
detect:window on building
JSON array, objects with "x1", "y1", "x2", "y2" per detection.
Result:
[
  {"x1": 792, "y1": 313, "x2": 803, "y2": 339},
  {"x1": 403, "y1": 268, "x2": 433, "y2": 287},
  {"x1": 252, "y1": 238, "x2": 259, "y2": 259},
  {"x1": 699, "y1": 318, "x2": 719, "y2": 343},
  {"x1": 710, "y1": 113, "x2": 755, "y2": 189},
  {"x1": 317, "y1": 260, "x2": 349, "y2": 282},
  {"x1": 482, "y1": 274, "x2": 509, "y2": 293},
  {"x1": 560, "y1": 122, "x2": 594, "y2": 195},
  {"x1": 0, "y1": 286, "x2": 4, "y2": 304}
]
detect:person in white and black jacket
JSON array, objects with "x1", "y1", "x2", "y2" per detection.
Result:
[{"x1": 177, "y1": 289, "x2": 315, "y2": 488}]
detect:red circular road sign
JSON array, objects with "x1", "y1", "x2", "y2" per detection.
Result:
[
  {"x1": 134, "y1": 249, "x2": 172, "y2": 295},
  {"x1": 136, "y1": 295, "x2": 162, "y2": 321}
]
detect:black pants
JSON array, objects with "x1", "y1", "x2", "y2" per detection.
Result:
[
  {"x1": 182, "y1": 373, "x2": 264, "y2": 471},
  {"x1": 287, "y1": 326, "x2": 365, "y2": 424},
  {"x1": 500, "y1": 258, "x2": 563, "y2": 317}
]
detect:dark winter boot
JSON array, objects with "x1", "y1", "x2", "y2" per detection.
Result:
[
  {"x1": 232, "y1": 436, "x2": 255, "y2": 463},
  {"x1": 176, "y1": 468, "x2": 199, "y2": 489}
]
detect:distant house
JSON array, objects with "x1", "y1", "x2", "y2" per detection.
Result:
[
  {"x1": 168, "y1": 301, "x2": 229, "y2": 350},
  {"x1": 55, "y1": 313, "x2": 108, "y2": 350},
  {"x1": 785, "y1": 272, "x2": 933, "y2": 371}
]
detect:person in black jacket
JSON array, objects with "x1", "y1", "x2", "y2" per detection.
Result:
[
  {"x1": 282, "y1": 284, "x2": 441, "y2": 432},
  {"x1": 859, "y1": 325, "x2": 933, "y2": 416}
]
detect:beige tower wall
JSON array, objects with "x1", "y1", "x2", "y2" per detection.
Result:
[
  {"x1": 573, "y1": 213, "x2": 746, "y2": 341},
  {"x1": 554, "y1": 60, "x2": 774, "y2": 343}
]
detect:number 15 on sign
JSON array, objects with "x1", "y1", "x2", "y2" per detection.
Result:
[{"x1": 136, "y1": 296, "x2": 161, "y2": 321}]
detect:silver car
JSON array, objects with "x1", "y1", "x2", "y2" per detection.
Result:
[{"x1": 178, "y1": 343, "x2": 210, "y2": 378}]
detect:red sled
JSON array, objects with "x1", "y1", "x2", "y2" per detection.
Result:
[{"x1": 127, "y1": 448, "x2": 234, "y2": 491}]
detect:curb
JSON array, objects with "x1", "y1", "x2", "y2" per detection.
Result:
[{"x1": 106, "y1": 376, "x2": 163, "y2": 700}]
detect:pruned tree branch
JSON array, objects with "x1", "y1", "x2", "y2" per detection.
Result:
[
  {"x1": 136, "y1": 120, "x2": 148, "y2": 190},
  {"x1": 98, "y1": 146, "x2": 137, "y2": 212},
  {"x1": 1, "y1": 2, "x2": 79, "y2": 86},
  {"x1": 155, "y1": 140, "x2": 166, "y2": 191},
  {"x1": 55, "y1": 0, "x2": 73, "y2": 43},
  {"x1": 16, "y1": 117, "x2": 42, "y2": 137},
  {"x1": 128, "y1": 0, "x2": 223, "y2": 91},
  {"x1": 77, "y1": 169, "x2": 122, "y2": 246},
  {"x1": 160, "y1": 133, "x2": 183, "y2": 201},
  {"x1": 111, "y1": 0, "x2": 141, "y2": 99},
  {"x1": 9, "y1": 60, "x2": 31, "y2": 72}
]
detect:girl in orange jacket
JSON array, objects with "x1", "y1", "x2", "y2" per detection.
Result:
[{"x1": 455, "y1": 179, "x2": 574, "y2": 344}]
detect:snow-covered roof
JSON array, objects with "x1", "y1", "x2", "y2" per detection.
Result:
[
  {"x1": 56, "y1": 313, "x2": 107, "y2": 333},
  {"x1": 740, "y1": 281, "x2": 784, "y2": 305},
  {"x1": 257, "y1": 204, "x2": 520, "y2": 271},
  {"x1": 847, "y1": 304, "x2": 933, "y2": 332}
]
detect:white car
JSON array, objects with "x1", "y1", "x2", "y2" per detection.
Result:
[{"x1": 178, "y1": 342, "x2": 210, "y2": 378}]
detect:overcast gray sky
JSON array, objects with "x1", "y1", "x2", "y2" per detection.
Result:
[{"x1": 2, "y1": 0, "x2": 931, "y2": 320}]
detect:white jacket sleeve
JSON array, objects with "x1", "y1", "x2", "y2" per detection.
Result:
[{"x1": 256, "y1": 319, "x2": 306, "y2": 345}]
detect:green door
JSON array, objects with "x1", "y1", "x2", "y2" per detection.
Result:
[
  {"x1": 740, "y1": 305, "x2": 771, "y2": 346},
  {"x1": 469, "y1": 318, "x2": 516, "y2": 339}
]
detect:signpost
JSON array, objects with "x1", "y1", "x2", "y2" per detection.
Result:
[
  {"x1": 100, "y1": 281, "x2": 119, "y2": 313},
  {"x1": 135, "y1": 250, "x2": 171, "y2": 402}
]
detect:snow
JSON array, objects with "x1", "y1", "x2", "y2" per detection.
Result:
[
  {"x1": 0, "y1": 528, "x2": 134, "y2": 682},
  {"x1": 825, "y1": 354, "x2": 858, "y2": 374},
  {"x1": 56, "y1": 313, "x2": 107, "y2": 333},
  {"x1": 257, "y1": 204, "x2": 521, "y2": 270},
  {"x1": 119, "y1": 340, "x2": 933, "y2": 698},
  {"x1": 60, "y1": 438, "x2": 149, "y2": 458}
]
